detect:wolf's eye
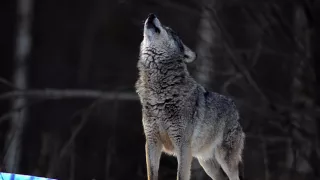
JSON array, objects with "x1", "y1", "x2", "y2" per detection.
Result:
[
  {"x1": 170, "y1": 33, "x2": 184, "y2": 51},
  {"x1": 174, "y1": 37, "x2": 184, "y2": 52}
]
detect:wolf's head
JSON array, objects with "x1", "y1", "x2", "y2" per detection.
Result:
[{"x1": 140, "y1": 14, "x2": 196, "y2": 63}]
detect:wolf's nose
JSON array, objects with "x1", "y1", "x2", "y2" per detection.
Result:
[{"x1": 148, "y1": 13, "x2": 156, "y2": 20}]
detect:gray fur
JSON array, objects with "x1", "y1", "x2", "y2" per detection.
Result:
[{"x1": 135, "y1": 14, "x2": 245, "y2": 180}]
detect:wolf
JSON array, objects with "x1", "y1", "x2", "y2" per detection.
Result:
[{"x1": 135, "y1": 13, "x2": 245, "y2": 180}]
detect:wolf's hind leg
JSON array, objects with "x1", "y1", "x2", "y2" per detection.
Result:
[
  {"x1": 215, "y1": 132, "x2": 245, "y2": 180},
  {"x1": 198, "y1": 158, "x2": 228, "y2": 180}
]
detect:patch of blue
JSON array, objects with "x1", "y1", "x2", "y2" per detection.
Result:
[{"x1": 0, "y1": 173, "x2": 57, "y2": 180}]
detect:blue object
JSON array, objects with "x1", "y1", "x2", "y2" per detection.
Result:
[{"x1": 0, "y1": 172, "x2": 56, "y2": 180}]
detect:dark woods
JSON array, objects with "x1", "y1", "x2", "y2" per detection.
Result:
[{"x1": 0, "y1": 0, "x2": 320, "y2": 180}]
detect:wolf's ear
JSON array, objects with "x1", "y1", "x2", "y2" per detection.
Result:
[{"x1": 183, "y1": 44, "x2": 196, "y2": 63}]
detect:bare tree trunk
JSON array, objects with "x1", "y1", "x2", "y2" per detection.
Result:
[
  {"x1": 191, "y1": 1, "x2": 219, "y2": 179},
  {"x1": 77, "y1": 0, "x2": 111, "y2": 86},
  {"x1": 4, "y1": 0, "x2": 33, "y2": 172},
  {"x1": 194, "y1": 1, "x2": 219, "y2": 88},
  {"x1": 288, "y1": 3, "x2": 316, "y2": 176}
]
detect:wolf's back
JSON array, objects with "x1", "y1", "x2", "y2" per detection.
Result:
[{"x1": 202, "y1": 91, "x2": 239, "y2": 122}]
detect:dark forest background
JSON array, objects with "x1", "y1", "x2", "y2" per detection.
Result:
[{"x1": 1, "y1": 0, "x2": 320, "y2": 180}]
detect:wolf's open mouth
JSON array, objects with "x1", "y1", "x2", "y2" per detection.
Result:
[{"x1": 146, "y1": 13, "x2": 160, "y2": 33}]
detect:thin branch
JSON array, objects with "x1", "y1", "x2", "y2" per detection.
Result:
[
  {"x1": 46, "y1": 100, "x2": 102, "y2": 177},
  {"x1": 105, "y1": 97, "x2": 120, "y2": 179},
  {"x1": 249, "y1": 41, "x2": 263, "y2": 69},
  {"x1": 69, "y1": 142, "x2": 75, "y2": 180},
  {"x1": 0, "y1": 77, "x2": 19, "y2": 90},
  {"x1": 235, "y1": 47, "x2": 293, "y2": 57},
  {"x1": 209, "y1": 7, "x2": 271, "y2": 104},
  {"x1": 0, "y1": 109, "x2": 22, "y2": 125},
  {"x1": 271, "y1": 3, "x2": 305, "y2": 53},
  {"x1": 0, "y1": 99, "x2": 45, "y2": 124},
  {"x1": 59, "y1": 100, "x2": 102, "y2": 158},
  {"x1": 0, "y1": 89, "x2": 139, "y2": 101},
  {"x1": 261, "y1": 138, "x2": 270, "y2": 180},
  {"x1": 221, "y1": 73, "x2": 243, "y2": 95},
  {"x1": 274, "y1": 103, "x2": 320, "y2": 119},
  {"x1": 246, "y1": 133, "x2": 291, "y2": 143}
]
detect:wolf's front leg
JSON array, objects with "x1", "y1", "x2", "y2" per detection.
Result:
[
  {"x1": 176, "y1": 145, "x2": 192, "y2": 180},
  {"x1": 145, "y1": 141, "x2": 162, "y2": 180}
]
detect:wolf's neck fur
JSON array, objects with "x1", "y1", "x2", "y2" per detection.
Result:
[{"x1": 137, "y1": 55, "x2": 191, "y2": 89}]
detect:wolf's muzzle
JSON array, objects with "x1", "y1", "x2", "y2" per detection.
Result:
[{"x1": 145, "y1": 13, "x2": 160, "y2": 33}]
